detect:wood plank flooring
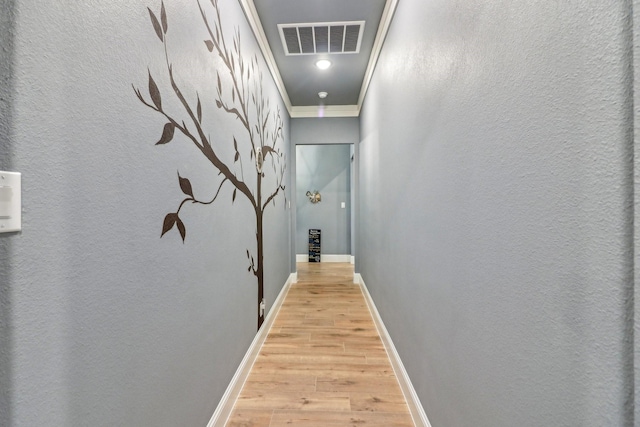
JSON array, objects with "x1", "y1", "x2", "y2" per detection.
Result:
[{"x1": 226, "y1": 262, "x2": 414, "y2": 427}]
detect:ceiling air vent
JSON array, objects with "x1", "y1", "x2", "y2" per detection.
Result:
[{"x1": 278, "y1": 21, "x2": 365, "y2": 56}]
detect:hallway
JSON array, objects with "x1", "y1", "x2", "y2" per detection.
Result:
[
  {"x1": 1, "y1": 0, "x2": 634, "y2": 425},
  {"x1": 226, "y1": 263, "x2": 414, "y2": 426}
]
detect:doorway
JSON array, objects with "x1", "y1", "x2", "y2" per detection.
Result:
[{"x1": 295, "y1": 144, "x2": 353, "y2": 263}]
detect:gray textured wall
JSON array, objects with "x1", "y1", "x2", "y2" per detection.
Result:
[
  {"x1": 296, "y1": 144, "x2": 351, "y2": 256},
  {"x1": 0, "y1": 0, "x2": 290, "y2": 425},
  {"x1": 291, "y1": 117, "x2": 359, "y2": 146},
  {"x1": 634, "y1": 0, "x2": 640, "y2": 423},
  {"x1": 359, "y1": 0, "x2": 634, "y2": 426},
  {"x1": 0, "y1": 0, "x2": 16, "y2": 423}
]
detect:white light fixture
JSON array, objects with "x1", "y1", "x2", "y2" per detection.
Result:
[
  {"x1": 318, "y1": 91, "x2": 328, "y2": 99},
  {"x1": 315, "y1": 59, "x2": 331, "y2": 70}
]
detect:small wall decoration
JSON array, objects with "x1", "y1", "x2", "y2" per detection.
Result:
[
  {"x1": 306, "y1": 190, "x2": 321, "y2": 204},
  {"x1": 133, "y1": 0, "x2": 287, "y2": 330}
]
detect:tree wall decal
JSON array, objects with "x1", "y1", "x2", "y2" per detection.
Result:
[{"x1": 133, "y1": 0, "x2": 287, "y2": 330}]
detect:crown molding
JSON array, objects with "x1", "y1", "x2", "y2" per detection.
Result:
[
  {"x1": 358, "y1": 0, "x2": 399, "y2": 107},
  {"x1": 290, "y1": 105, "x2": 360, "y2": 118},
  {"x1": 238, "y1": 0, "x2": 399, "y2": 118},
  {"x1": 237, "y1": 0, "x2": 293, "y2": 112}
]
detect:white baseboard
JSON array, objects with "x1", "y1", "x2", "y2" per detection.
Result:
[
  {"x1": 322, "y1": 254, "x2": 351, "y2": 262},
  {"x1": 350, "y1": 256, "x2": 355, "y2": 265},
  {"x1": 355, "y1": 275, "x2": 432, "y2": 427},
  {"x1": 296, "y1": 254, "x2": 352, "y2": 263},
  {"x1": 207, "y1": 273, "x2": 296, "y2": 427}
]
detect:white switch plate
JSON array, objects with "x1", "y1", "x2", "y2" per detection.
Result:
[
  {"x1": 0, "y1": 171, "x2": 21, "y2": 233},
  {"x1": 341, "y1": 202, "x2": 346, "y2": 209}
]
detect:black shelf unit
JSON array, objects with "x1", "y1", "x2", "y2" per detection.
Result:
[{"x1": 308, "y1": 229, "x2": 321, "y2": 262}]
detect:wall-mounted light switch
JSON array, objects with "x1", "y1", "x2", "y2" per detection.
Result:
[
  {"x1": 0, "y1": 171, "x2": 21, "y2": 233},
  {"x1": 341, "y1": 202, "x2": 346, "y2": 209}
]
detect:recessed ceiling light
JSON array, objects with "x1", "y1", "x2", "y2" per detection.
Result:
[
  {"x1": 315, "y1": 59, "x2": 332, "y2": 70},
  {"x1": 318, "y1": 92, "x2": 328, "y2": 99}
]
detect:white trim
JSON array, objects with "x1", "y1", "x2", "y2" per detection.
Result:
[
  {"x1": 239, "y1": 0, "x2": 398, "y2": 117},
  {"x1": 236, "y1": 0, "x2": 293, "y2": 113},
  {"x1": 350, "y1": 255, "x2": 355, "y2": 265},
  {"x1": 321, "y1": 254, "x2": 351, "y2": 263},
  {"x1": 290, "y1": 105, "x2": 360, "y2": 118},
  {"x1": 356, "y1": 275, "x2": 432, "y2": 427},
  {"x1": 357, "y1": 0, "x2": 399, "y2": 107},
  {"x1": 296, "y1": 254, "x2": 352, "y2": 263},
  {"x1": 207, "y1": 273, "x2": 296, "y2": 427}
]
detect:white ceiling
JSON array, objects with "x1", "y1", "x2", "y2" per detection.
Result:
[{"x1": 238, "y1": 0, "x2": 399, "y2": 117}]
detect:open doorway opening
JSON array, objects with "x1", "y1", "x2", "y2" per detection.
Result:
[{"x1": 295, "y1": 144, "x2": 353, "y2": 263}]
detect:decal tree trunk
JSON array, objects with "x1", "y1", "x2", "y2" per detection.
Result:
[
  {"x1": 256, "y1": 209, "x2": 264, "y2": 329},
  {"x1": 134, "y1": 0, "x2": 286, "y2": 330}
]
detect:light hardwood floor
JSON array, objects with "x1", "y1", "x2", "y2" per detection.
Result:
[{"x1": 226, "y1": 262, "x2": 415, "y2": 427}]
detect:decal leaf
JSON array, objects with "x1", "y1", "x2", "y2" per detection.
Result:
[
  {"x1": 148, "y1": 71, "x2": 162, "y2": 110},
  {"x1": 178, "y1": 173, "x2": 194, "y2": 197},
  {"x1": 234, "y1": 152, "x2": 239, "y2": 163},
  {"x1": 204, "y1": 40, "x2": 214, "y2": 52},
  {"x1": 216, "y1": 100, "x2": 222, "y2": 109},
  {"x1": 161, "y1": 213, "x2": 177, "y2": 237},
  {"x1": 232, "y1": 188, "x2": 237, "y2": 203},
  {"x1": 197, "y1": 95, "x2": 202, "y2": 123},
  {"x1": 176, "y1": 216, "x2": 186, "y2": 242},
  {"x1": 148, "y1": 8, "x2": 163, "y2": 42},
  {"x1": 233, "y1": 137, "x2": 238, "y2": 151},
  {"x1": 156, "y1": 122, "x2": 175, "y2": 145},
  {"x1": 160, "y1": 1, "x2": 168, "y2": 34},
  {"x1": 217, "y1": 72, "x2": 222, "y2": 94}
]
